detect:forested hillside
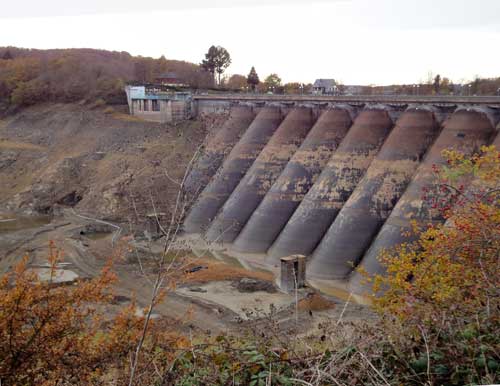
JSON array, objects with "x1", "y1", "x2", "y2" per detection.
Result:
[{"x1": 0, "y1": 47, "x2": 212, "y2": 113}]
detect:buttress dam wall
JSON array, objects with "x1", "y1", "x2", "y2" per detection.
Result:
[{"x1": 183, "y1": 98, "x2": 500, "y2": 294}]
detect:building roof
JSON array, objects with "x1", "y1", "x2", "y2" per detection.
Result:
[{"x1": 313, "y1": 79, "x2": 336, "y2": 88}]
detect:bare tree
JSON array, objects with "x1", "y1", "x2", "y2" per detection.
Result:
[{"x1": 127, "y1": 144, "x2": 204, "y2": 386}]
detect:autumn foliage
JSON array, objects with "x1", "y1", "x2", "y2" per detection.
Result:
[
  {"x1": 372, "y1": 145, "x2": 499, "y2": 316},
  {"x1": 0, "y1": 242, "x2": 141, "y2": 385},
  {"x1": 368, "y1": 145, "x2": 500, "y2": 384},
  {"x1": 0, "y1": 47, "x2": 212, "y2": 111}
]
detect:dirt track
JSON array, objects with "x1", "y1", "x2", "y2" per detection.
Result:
[{"x1": 0, "y1": 210, "x2": 239, "y2": 333}]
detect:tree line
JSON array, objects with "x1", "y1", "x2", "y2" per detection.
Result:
[
  {"x1": 2, "y1": 45, "x2": 499, "y2": 114},
  {"x1": 0, "y1": 47, "x2": 213, "y2": 112}
]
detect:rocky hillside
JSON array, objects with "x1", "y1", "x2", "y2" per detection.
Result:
[{"x1": 0, "y1": 103, "x2": 219, "y2": 226}]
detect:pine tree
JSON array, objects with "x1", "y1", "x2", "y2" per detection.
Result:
[
  {"x1": 201, "y1": 46, "x2": 231, "y2": 86},
  {"x1": 247, "y1": 66, "x2": 259, "y2": 91}
]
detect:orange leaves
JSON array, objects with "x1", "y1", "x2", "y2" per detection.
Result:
[{"x1": 0, "y1": 242, "x2": 143, "y2": 385}]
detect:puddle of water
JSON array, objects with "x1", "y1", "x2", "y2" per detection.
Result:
[
  {"x1": 0, "y1": 214, "x2": 52, "y2": 233},
  {"x1": 33, "y1": 268, "x2": 79, "y2": 284},
  {"x1": 83, "y1": 232, "x2": 111, "y2": 240}
]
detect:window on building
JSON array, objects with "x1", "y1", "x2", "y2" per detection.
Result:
[
  {"x1": 152, "y1": 99, "x2": 160, "y2": 111},
  {"x1": 143, "y1": 100, "x2": 149, "y2": 111}
]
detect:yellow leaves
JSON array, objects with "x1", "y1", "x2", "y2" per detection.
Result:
[
  {"x1": 280, "y1": 350, "x2": 289, "y2": 361},
  {"x1": 174, "y1": 336, "x2": 191, "y2": 349},
  {"x1": 370, "y1": 146, "x2": 500, "y2": 324},
  {"x1": 440, "y1": 145, "x2": 500, "y2": 188}
]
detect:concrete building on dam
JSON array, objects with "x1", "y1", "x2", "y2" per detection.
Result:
[
  {"x1": 181, "y1": 94, "x2": 500, "y2": 295},
  {"x1": 125, "y1": 85, "x2": 192, "y2": 123}
]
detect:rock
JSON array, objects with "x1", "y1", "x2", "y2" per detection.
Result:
[
  {"x1": 78, "y1": 223, "x2": 115, "y2": 235},
  {"x1": 0, "y1": 150, "x2": 18, "y2": 169},
  {"x1": 189, "y1": 287, "x2": 208, "y2": 293},
  {"x1": 185, "y1": 265, "x2": 208, "y2": 274},
  {"x1": 92, "y1": 151, "x2": 106, "y2": 160},
  {"x1": 234, "y1": 278, "x2": 277, "y2": 293},
  {"x1": 34, "y1": 268, "x2": 79, "y2": 284}
]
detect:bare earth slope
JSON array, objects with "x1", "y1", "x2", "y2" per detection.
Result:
[{"x1": 0, "y1": 103, "x2": 208, "y2": 223}]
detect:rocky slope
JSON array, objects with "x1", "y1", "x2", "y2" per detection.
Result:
[{"x1": 0, "y1": 103, "x2": 216, "y2": 227}]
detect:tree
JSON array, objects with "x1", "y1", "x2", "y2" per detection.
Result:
[
  {"x1": 246, "y1": 66, "x2": 260, "y2": 91},
  {"x1": 263, "y1": 73, "x2": 282, "y2": 92},
  {"x1": 226, "y1": 74, "x2": 247, "y2": 90},
  {"x1": 471, "y1": 75, "x2": 481, "y2": 95},
  {"x1": 372, "y1": 145, "x2": 500, "y2": 315},
  {"x1": 154, "y1": 55, "x2": 169, "y2": 78},
  {"x1": 441, "y1": 77, "x2": 451, "y2": 94},
  {"x1": 433, "y1": 74, "x2": 441, "y2": 94},
  {"x1": 133, "y1": 59, "x2": 149, "y2": 83},
  {"x1": 2, "y1": 50, "x2": 13, "y2": 60},
  {"x1": 10, "y1": 79, "x2": 49, "y2": 106},
  {"x1": 283, "y1": 82, "x2": 302, "y2": 94},
  {"x1": 201, "y1": 45, "x2": 231, "y2": 86}
]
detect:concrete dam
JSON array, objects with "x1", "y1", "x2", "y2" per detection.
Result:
[{"x1": 183, "y1": 95, "x2": 500, "y2": 294}]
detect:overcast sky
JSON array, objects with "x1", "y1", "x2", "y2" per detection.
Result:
[{"x1": 1, "y1": 0, "x2": 499, "y2": 85}]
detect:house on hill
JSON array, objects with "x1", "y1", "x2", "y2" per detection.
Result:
[
  {"x1": 312, "y1": 79, "x2": 336, "y2": 95},
  {"x1": 155, "y1": 72, "x2": 186, "y2": 86}
]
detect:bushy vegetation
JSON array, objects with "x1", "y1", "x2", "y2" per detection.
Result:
[
  {"x1": 0, "y1": 242, "x2": 142, "y2": 385},
  {"x1": 0, "y1": 47, "x2": 212, "y2": 112},
  {"x1": 0, "y1": 147, "x2": 498, "y2": 385},
  {"x1": 362, "y1": 145, "x2": 500, "y2": 385}
]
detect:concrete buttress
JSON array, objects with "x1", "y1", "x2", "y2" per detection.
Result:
[
  {"x1": 183, "y1": 107, "x2": 284, "y2": 234},
  {"x1": 183, "y1": 105, "x2": 256, "y2": 198},
  {"x1": 349, "y1": 107, "x2": 496, "y2": 294},
  {"x1": 308, "y1": 107, "x2": 440, "y2": 279},
  {"x1": 205, "y1": 107, "x2": 316, "y2": 244},
  {"x1": 267, "y1": 107, "x2": 394, "y2": 263},
  {"x1": 232, "y1": 107, "x2": 354, "y2": 253}
]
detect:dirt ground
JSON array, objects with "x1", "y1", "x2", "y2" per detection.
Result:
[
  {"x1": 0, "y1": 209, "x2": 374, "y2": 334},
  {"x1": 0, "y1": 103, "x2": 224, "y2": 223}
]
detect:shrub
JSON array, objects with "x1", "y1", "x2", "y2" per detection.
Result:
[
  {"x1": 0, "y1": 242, "x2": 143, "y2": 385},
  {"x1": 365, "y1": 145, "x2": 500, "y2": 385}
]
